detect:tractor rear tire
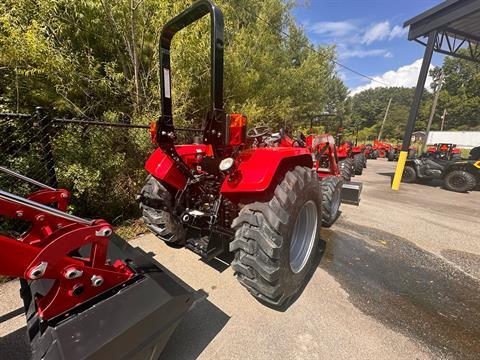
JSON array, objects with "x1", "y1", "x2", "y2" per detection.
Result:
[
  {"x1": 140, "y1": 175, "x2": 186, "y2": 244},
  {"x1": 444, "y1": 170, "x2": 477, "y2": 192},
  {"x1": 372, "y1": 150, "x2": 379, "y2": 159},
  {"x1": 230, "y1": 166, "x2": 321, "y2": 308},
  {"x1": 321, "y1": 176, "x2": 342, "y2": 227},
  {"x1": 339, "y1": 159, "x2": 353, "y2": 182},
  {"x1": 401, "y1": 165, "x2": 417, "y2": 183},
  {"x1": 387, "y1": 150, "x2": 395, "y2": 161},
  {"x1": 353, "y1": 154, "x2": 364, "y2": 175}
]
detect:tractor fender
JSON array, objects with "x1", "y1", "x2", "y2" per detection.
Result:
[
  {"x1": 221, "y1": 147, "x2": 312, "y2": 202},
  {"x1": 145, "y1": 148, "x2": 187, "y2": 190},
  {"x1": 145, "y1": 145, "x2": 211, "y2": 190}
]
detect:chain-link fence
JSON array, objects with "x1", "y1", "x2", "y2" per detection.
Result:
[{"x1": 0, "y1": 107, "x2": 201, "y2": 239}]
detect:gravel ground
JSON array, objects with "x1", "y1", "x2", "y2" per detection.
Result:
[{"x1": 1, "y1": 159, "x2": 479, "y2": 359}]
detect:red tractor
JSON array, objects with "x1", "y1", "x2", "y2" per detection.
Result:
[
  {"x1": 140, "y1": 0, "x2": 323, "y2": 308},
  {"x1": 374, "y1": 139, "x2": 393, "y2": 158},
  {"x1": 351, "y1": 143, "x2": 367, "y2": 175},
  {"x1": 307, "y1": 134, "x2": 362, "y2": 223},
  {"x1": 254, "y1": 130, "x2": 362, "y2": 227},
  {"x1": 387, "y1": 144, "x2": 417, "y2": 161},
  {"x1": 0, "y1": 167, "x2": 192, "y2": 358},
  {"x1": 335, "y1": 141, "x2": 367, "y2": 179},
  {"x1": 332, "y1": 128, "x2": 367, "y2": 178},
  {"x1": 364, "y1": 143, "x2": 377, "y2": 160}
]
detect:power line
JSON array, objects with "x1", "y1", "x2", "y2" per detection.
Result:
[{"x1": 227, "y1": 1, "x2": 391, "y2": 87}]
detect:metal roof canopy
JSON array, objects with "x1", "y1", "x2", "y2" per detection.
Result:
[
  {"x1": 404, "y1": 0, "x2": 480, "y2": 62},
  {"x1": 392, "y1": 0, "x2": 480, "y2": 190}
]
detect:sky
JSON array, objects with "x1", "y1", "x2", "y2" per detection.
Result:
[{"x1": 292, "y1": 0, "x2": 446, "y2": 95}]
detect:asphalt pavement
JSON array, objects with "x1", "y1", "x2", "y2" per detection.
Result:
[{"x1": 1, "y1": 159, "x2": 479, "y2": 359}]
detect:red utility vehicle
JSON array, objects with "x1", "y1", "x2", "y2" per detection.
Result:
[{"x1": 140, "y1": 0, "x2": 323, "y2": 308}]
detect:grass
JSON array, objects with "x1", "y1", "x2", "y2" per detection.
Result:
[
  {"x1": 0, "y1": 276, "x2": 11, "y2": 284},
  {"x1": 115, "y1": 219, "x2": 148, "y2": 240}
]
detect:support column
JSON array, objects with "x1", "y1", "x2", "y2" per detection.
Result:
[{"x1": 392, "y1": 30, "x2": 436, "y2": 190}]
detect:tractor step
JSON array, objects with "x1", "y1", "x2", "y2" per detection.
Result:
[
  {"x1": 22, "y1": 234, "x2": 193, "y2": 360},
  {"x1": 341, "y1": 181, "x2": 362, "y2": 206}
]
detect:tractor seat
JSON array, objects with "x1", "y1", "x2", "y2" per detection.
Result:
[
  {"x1": 423, "y1": 158, "x2": 452, "y2": 171},
  {"x1": 469, "y1": 146, "x2": 480, "y2": 160}
]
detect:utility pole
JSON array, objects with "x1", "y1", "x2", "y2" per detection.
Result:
[
  {"x1": 440, "y1": 108, "x2": 447, "y2": 131},
  {"x1": 378, "y1": 97, "x2": 392, "y2": 141},
  {"x1": 423, "y1": 71, "x2": 445, "y2": 151}
]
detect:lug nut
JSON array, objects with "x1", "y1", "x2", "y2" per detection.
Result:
[
  {"x1": 16, "y1": 211, "x2": 23, "y2": 218},
  {"x1": 91, "y1": 275, "x2": 104, "y2": 287}
]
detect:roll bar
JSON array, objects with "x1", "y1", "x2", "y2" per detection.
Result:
[{"x1": 158, "y1": 0, "x2": 224, "y2": 136}]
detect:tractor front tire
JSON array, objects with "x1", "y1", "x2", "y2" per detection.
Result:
[
  {"x1": 353, "y1": 154, "x2": 364, "y2": 175},
  {"x1": 401, "y1": 165, "x2": 417, "y2": 183},
  {"x1": 231, "y1": 166, "x2": 322, "y2": 308},
  {"x1": 321, "y1": 176, "x2": 342, "y2": 227},
  {"x1": 444, "y1": 170, "x2": 477, "y2": 192},
  {"x1": 339, "y1": 159, "x2": 353, "y2": 182},
  {"x1": 140, "y1": 175, "x2": 186, "y2": 244}
]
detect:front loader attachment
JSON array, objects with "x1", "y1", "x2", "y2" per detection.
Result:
[
  {"x1": 24, "y1": 235, "x2": 192, "y2": 360},
  {"x1": 0, "y1": 167, "x2": 192, "y2": 359}
]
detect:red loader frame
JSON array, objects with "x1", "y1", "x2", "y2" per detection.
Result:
[{"x1": 0, "y1": 167, "x2": 192, "y2": 359}]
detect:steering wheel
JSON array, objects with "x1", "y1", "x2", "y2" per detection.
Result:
[{"x1": 247, "y1": 126, "x2": 271, "y2": 139}]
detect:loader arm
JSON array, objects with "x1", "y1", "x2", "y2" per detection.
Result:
[{"x1": 0, "y1": 168, "x2": 193, "y2": 359}]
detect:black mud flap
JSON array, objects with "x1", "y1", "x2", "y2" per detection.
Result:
[
  {"x1": 341, "y1": 181, "x2": 362, "y2": 206},
  {"x1": 20, "y1": 234, "x2": 193, "y2": 360}
]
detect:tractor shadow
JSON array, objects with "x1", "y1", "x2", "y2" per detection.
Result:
[
  {"x1": 161, "y1": 289, "x2": 230, "y2": 360},
  {"x1": 377, "y1": 172, "x2": 480, "y2": 192},
  {"x1": 200, "y1": 252, "x2": 233, "y2": 273},
  {"x1": 0, "y1": 326, "x2": 31, "y2": 360},
  {"x1": 377, "y1": 171, "x2": 443, "y2": 188}
]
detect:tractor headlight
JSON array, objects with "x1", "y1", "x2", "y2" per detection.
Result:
[{"x1": 219, "y1": 157, "x2": 235, "y2": 172}]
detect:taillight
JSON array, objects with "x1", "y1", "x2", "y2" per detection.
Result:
[
  {"x1": 149, "y1": 122, "x2": 157, "y2": 144},
  {"x1": 228, "y1": 114, "x2": 247, "y2": 146}
]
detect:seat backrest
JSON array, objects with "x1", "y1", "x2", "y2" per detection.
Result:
[{"x1": 469, "y1": 146, "x2": 480, "y2": 160}]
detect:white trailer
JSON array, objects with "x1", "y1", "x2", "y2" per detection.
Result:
[{"x1": 426, "y1": 131, "x2": 480, "y2": 148}]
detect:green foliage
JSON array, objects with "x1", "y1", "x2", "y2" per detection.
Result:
[
  {"x1": 0, "y1": 0, "x2": 346, "y2": 231},
  {"x1": 433, "y1": 54, "x2": 480, "y2": 131},
  {"x1": 348, "y1": 87, "x2": 431, "y2": 142},
  {"x1": 0, "y1": 0, "x2": 345, "y2": 125}
]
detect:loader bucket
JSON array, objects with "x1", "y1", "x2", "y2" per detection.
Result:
[
  {"x1": 341, "y1": 181, "x2": 362, "y2": 206},
  {"x1": 21, "y1": 234, "x2": 193, "y2": 360}
]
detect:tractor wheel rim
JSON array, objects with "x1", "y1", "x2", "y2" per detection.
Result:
[
  {"x1": 451, "y1": 175, "x2": 465, "y2": 186},
  {"x1": 331, "y1": 189, "x2": 341, "y2": 217},
  {"x1": 290, "y1": 200, "x2": 318, "y2": 274}
]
